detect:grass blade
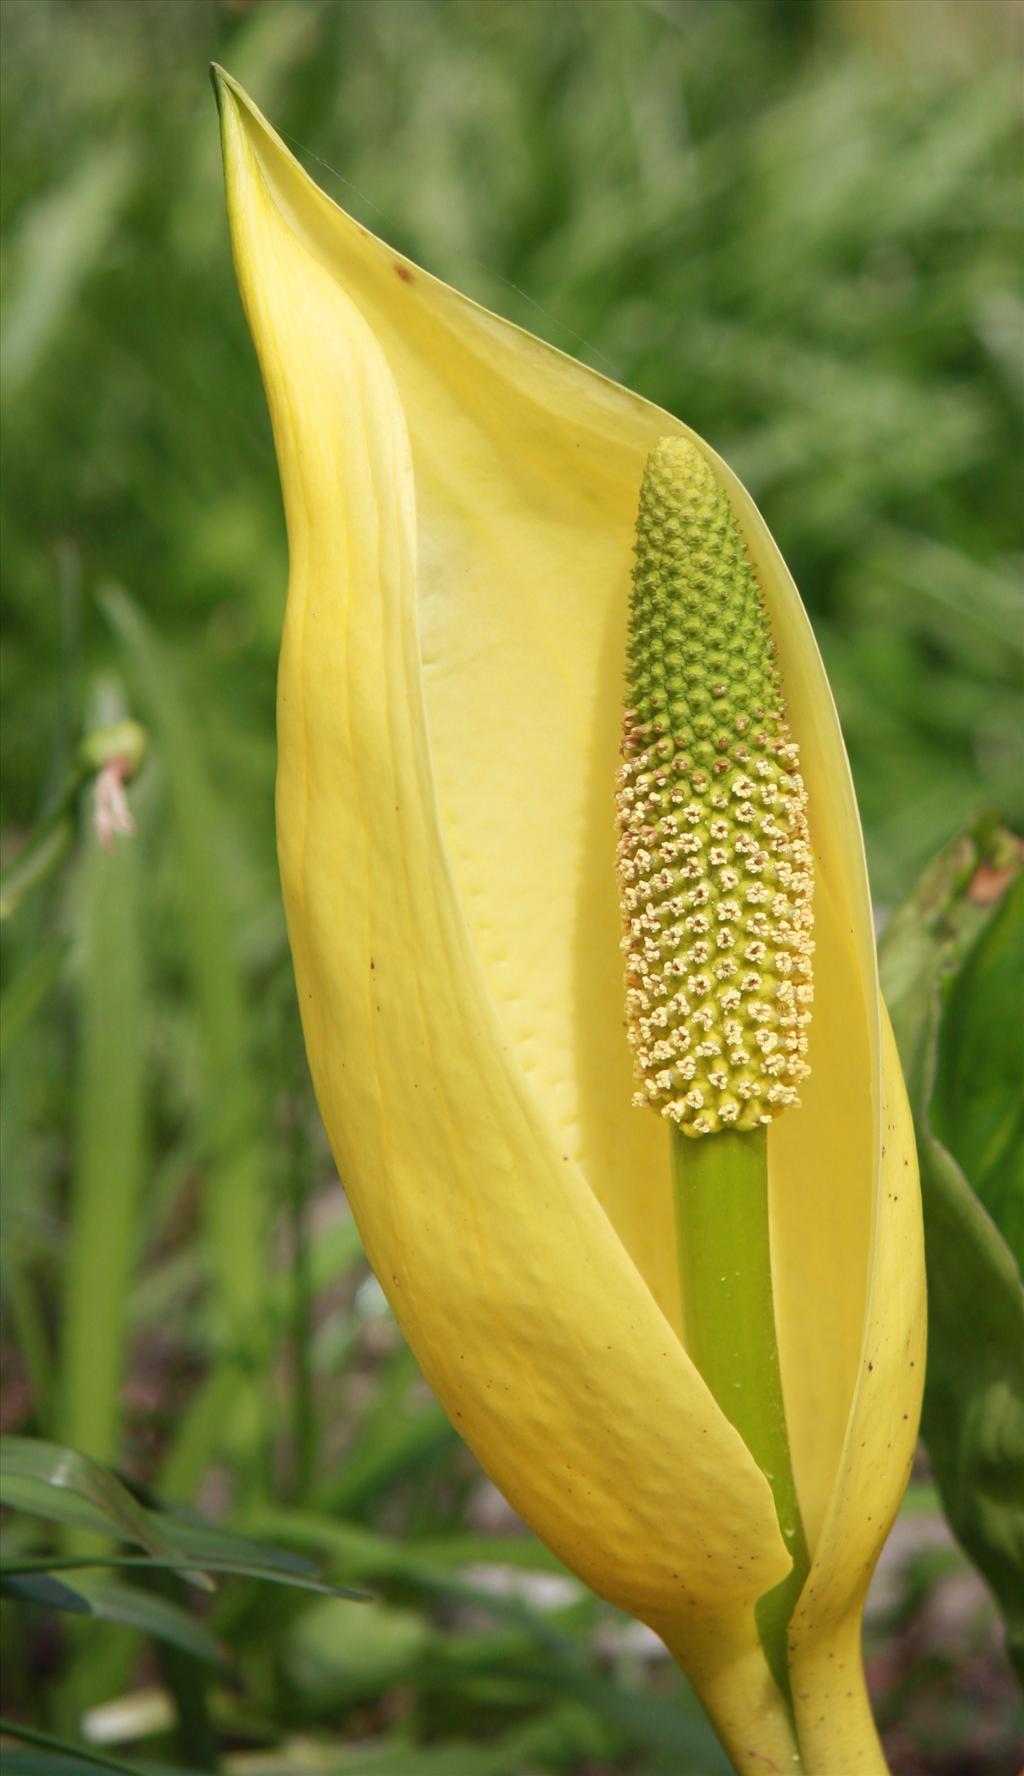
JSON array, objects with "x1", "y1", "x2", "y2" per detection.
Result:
[
  {"x1": 1, "y1": 1572, "x2": 92, "y2": 1613},
  {"x1": 1, "y1": 1553, "x2": 362, "y2": 1599},
  {"x1": 0, "y1": 1722, "x2": 145, "y2": 1776},
  {"x1": 0, "y1": 1440, "x2": 191, "y2": 1572},
  {"x1": 0, "y1": 939, "x2": 68, "y2": 1063}
]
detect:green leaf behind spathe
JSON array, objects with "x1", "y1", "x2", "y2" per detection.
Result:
[{"x1": 880, "y1": 818, "x2": 1024, "y2": 1682}]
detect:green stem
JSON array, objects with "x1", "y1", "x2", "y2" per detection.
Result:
[
  {"x1": 61, "y1": 778, "x2": 144, "y2": 1472},
  {"x1": 147, "y1": 1569, "x2": 220, "y2": 1771},
  {"x1": 672, "y1": 1123, "x2": 810, "y2": 1702},
  {"x1": 285, "y1": 1062, "x2": 316, "y2": 1503}
]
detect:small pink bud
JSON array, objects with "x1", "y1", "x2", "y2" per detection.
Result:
[{"x1": 93, "y1": 757, "x2": 135, "y2": 853}]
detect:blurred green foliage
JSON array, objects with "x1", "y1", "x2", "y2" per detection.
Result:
[
  {"x1": 881, "y1": 820, "x2": 1024, "y2": 1688},
  {"x1": 2, "y1": 0, "x2": 1023, "y2": 1771},
  {"x1": 3, "y1": 0, "x2": 1022, "y2": 895}
]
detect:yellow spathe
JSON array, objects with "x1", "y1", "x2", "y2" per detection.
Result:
[{"x1": 216, "y1": 68, "x2": 925, "y2": 1775}]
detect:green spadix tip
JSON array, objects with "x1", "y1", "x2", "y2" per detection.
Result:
[{"x1": 616, "y1": 437, "x2": 815, "y2": 1137}]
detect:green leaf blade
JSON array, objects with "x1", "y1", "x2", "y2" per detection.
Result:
[{"x1": 880, "y1": 818, "x2": 1024, "y2": 1683}]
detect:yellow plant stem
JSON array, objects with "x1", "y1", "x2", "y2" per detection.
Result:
[{"x1": 673, "y1": 1124, "x2": 810, "y2": 1703}]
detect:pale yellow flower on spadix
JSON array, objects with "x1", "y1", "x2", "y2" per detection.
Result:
[{"x1": 215, "y1": 68, "x2": 925, "y2": 1776}]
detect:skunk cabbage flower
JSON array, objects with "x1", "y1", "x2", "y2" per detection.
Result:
[{"x1": 215, "y1": 69, "x2": 924, "y2": 1776}]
